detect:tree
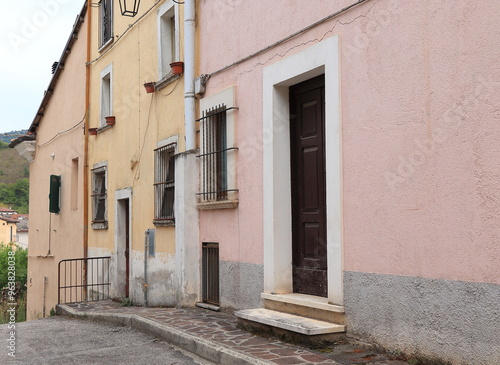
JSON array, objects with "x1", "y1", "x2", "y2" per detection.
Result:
[
  {"x1": 0, "y1": 179, "x2": 29, "y2": 213},
  {"x1": 0, "y1": 245, "x2": 27, "y2": 295}
]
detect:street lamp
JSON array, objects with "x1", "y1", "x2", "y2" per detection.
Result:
[{"x1": 118, "y1": 0, "x2": 141, "y2": 17}]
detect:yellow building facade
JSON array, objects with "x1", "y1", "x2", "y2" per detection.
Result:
[
  {"x1": 0, "y1": 218, "x2": 17, "y2": 246},
  {"x1": 87, "y1": 0, "x2": 199, "y2": 306}
]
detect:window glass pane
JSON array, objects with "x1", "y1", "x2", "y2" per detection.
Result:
[
  {"x1": 154, "y1": 145, "x2": 175, "y2": 222},
  {"x1": 93, "y1": 169, "x2": 106, "y2": 222},
  {"x1": 101, "y1": 74, "x2": 111, "y2": 124},
  {"x1": 100, "y1": 0, "x2": 113, "y2": 46},
  {"x1": 159, "y1": 7, "x2": 176, "y2": 77}
]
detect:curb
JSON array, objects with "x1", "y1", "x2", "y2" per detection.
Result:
[{"x1": 57, "y1": 304, "x2": 271, "y2": 365}]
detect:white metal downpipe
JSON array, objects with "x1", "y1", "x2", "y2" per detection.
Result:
[
  {"x1": 184, "y1": 0, "x2": 196, "y2": 150},
  {"x1": 144, "y1": 230, "x2": 149, "y2": 307}
]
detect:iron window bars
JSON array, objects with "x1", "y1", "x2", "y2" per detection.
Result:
[
  {"x1": 197, "y1": 104, "x2": 238, "y2": 202},
  {"x1": 154, "y1": 143, "x2": 176, "y2": 223},
  {"x1": 99, "y1": 0, "x2": 113, "y2": 47}
]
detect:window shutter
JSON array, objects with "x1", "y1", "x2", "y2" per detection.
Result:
[{"x1": 49, "y1": 175, "x2": 61, "y2": 213}]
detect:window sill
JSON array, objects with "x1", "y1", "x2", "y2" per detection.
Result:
[
  {"x1": 197, "y1": 199, "x2": 238, "y2": 210},
  {"x1": 96, "y1": 124, "x2": 113, "y2": 134},
  {"x1": 98, "y1": 37, "x2": 114, "y2": 53},
  {"x1": 155, "y1": 73, "x2": 180, "y2": 91},
  {"x1": 92, "y1": 221, "x2": 108, "y2": 230},
  {"x1": 153, "y1": 219, "x2": 175, "y2": 227}
]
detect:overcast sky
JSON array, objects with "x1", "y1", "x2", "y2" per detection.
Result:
[{"x1": 0, "y1": 0, "x2": 85, "y2": 134}]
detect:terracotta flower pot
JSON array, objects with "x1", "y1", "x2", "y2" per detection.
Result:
[
  {"x1": 105, "y1": 116, "x2": 115, "y2": 125},
  {"x1": 170, "y1": 62, "x2": 184, "y2": 75},
  {"x1": 89, "y1": 128, "x2": 98, "y2": 136},
  {"x1": 144, "y1": 82, "x2": 155, "y2": 93}
]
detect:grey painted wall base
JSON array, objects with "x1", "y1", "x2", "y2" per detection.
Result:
[
  {"x1": 130, "y1": 267, "x2": 177, "y2": 307},
  {"x1": 344, "y1": 271, "x2": 500, "y2": 365},
  {"x1": 220, "y1": 261, "x2": 263, "y2": 310}
]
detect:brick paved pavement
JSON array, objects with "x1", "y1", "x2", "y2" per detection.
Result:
[
  {"x1": 59, "y1": 300, "x2": 340, "y2": 364},
  {"x1": 59, "y1": 301, "x2": 411, "y2": 365}
]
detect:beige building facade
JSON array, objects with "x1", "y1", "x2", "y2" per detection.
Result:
[{"x1": 12, "y1": 4, "x2": 88, "y2": 320}]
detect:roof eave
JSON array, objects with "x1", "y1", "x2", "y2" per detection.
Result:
[{"x1": 28, "y1": 1, "x2": 88, "y2": 134}]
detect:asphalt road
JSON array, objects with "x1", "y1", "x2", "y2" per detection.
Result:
[{"x1": 0, "y1": 316, "x2": 215, "y2": 364}]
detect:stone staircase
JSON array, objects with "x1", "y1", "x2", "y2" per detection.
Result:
[{"x1": 235, "y1": 293, "x2": 345, "y2": 342}]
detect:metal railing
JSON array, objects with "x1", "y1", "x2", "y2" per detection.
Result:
[
  {"x1": 202, "y1": 243, "x2": 219, "y2": 305},
  {"x1": 58, "y1": 256, "x2": 111, "y2": 304}
]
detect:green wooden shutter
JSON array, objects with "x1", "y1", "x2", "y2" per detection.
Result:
[{"x1": 49, "y1": 175, "x2": 61, "y2": 213}]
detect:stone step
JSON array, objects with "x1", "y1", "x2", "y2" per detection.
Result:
[
  {"x1": 234, "y1": 308, "x2": 345, "y2": 336},
  {"x1": 262, "y1": 293, "x2": 345, "y2": 325}
]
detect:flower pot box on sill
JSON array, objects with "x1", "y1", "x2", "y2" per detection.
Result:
[
  {"x1": 144, "y1": 82, "x2": 156, "y2": 93},
  {"x1": 105, "y1": 116, "x2": 116, "y2": 125},
  {"x1": 88, "y1": 128, "x2": 98, "y2": 136},
  {"x1": 170, "y1": 62, "x2": 184, "y2": 75}
]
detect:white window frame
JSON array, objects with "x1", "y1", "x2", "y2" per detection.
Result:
[
  {"x1": 198, "y1": 86, "x2": 238, "y2": 209},
  {"x1": 157, "y1": 0, "x2": 180, "y2": 80},
  {"x1": 91, "y1": 161, "x2": 108, "y2": 230},
  {"x1": 100, "y1": 64, "x2": 113, "y2": 127}
]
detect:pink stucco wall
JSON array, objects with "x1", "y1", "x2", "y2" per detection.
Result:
[{"x1": 198, "y1": 0, "x2": 500, "y2": 285}]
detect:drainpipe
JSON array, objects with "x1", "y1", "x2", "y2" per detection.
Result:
[
  {"x1": 83, "y1": 0, "x2": 91, "y2": 259},
  {"x1": 184, "y1": 0, "x2": 196, "y2": 150},
  {"x1": 144, "y1": 230, "x2": 149, "y2": 307},
  {"x1": 43, "y1": 276, "x2": 48, "y2": 317},
  {"x1": 48, "y1": 214, "x2": 52, "y2": 255}
]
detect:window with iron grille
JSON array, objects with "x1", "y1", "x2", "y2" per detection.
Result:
[
  {"x1": 99, "y1": 0, "x2": 113, "y2": 48},
  {"x1": 91, "y1": 164, "x2": 107, "y2": 229},
  {"x1": 199, "y1": 104, "x2": 239, "y2": 204},
  {"x1": 198, "y1": 87, "x2": 238, "y2": 209},
  {"x1": 154, "y1": 144, "x2": 175, "y2": 225}
]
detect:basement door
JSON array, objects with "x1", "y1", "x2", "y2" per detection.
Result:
[
  {"x1": 118, "y1": 198, "x2": 130, "y2": 298},
  {"x1": 124, "y1": 199, "x2": 130, "y2": 298},
  {"x1": 290, "y1": 75, "x2": 327, "y2": 297}
]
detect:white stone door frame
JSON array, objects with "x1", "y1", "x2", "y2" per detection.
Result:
[
  {"x1": 262, "y1": 35, "x2": 343, "y2": 305},
  {"x1": 114, "y1": 188, "x2": 132, "y2": 298}
]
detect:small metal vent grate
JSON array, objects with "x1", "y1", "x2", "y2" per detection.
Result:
[{"x1": 202, "y1": 242, "x2": 219, "y2": 305}]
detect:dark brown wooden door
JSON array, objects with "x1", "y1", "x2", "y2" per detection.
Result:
[
  {"x1": 290, "y1": 75, "x2": 327, "y2": 297},
  {"x1": 124, "y1": 199, "x2": 130, "y2": 298}
]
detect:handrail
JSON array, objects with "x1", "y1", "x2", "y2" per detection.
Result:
[{"x1": 58, "y1": 256, "x2": 111, "y2": 304}]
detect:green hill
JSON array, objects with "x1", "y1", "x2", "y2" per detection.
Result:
[
  {"x1": 0, "y1": 138, "x2": 30, "y2": 213},
  {"x1": 0, "y1": 130, "x2": 28, "y2": 144},
  {"x1": 0, "y1": 143, "x2": 29, "y2": 184}
]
